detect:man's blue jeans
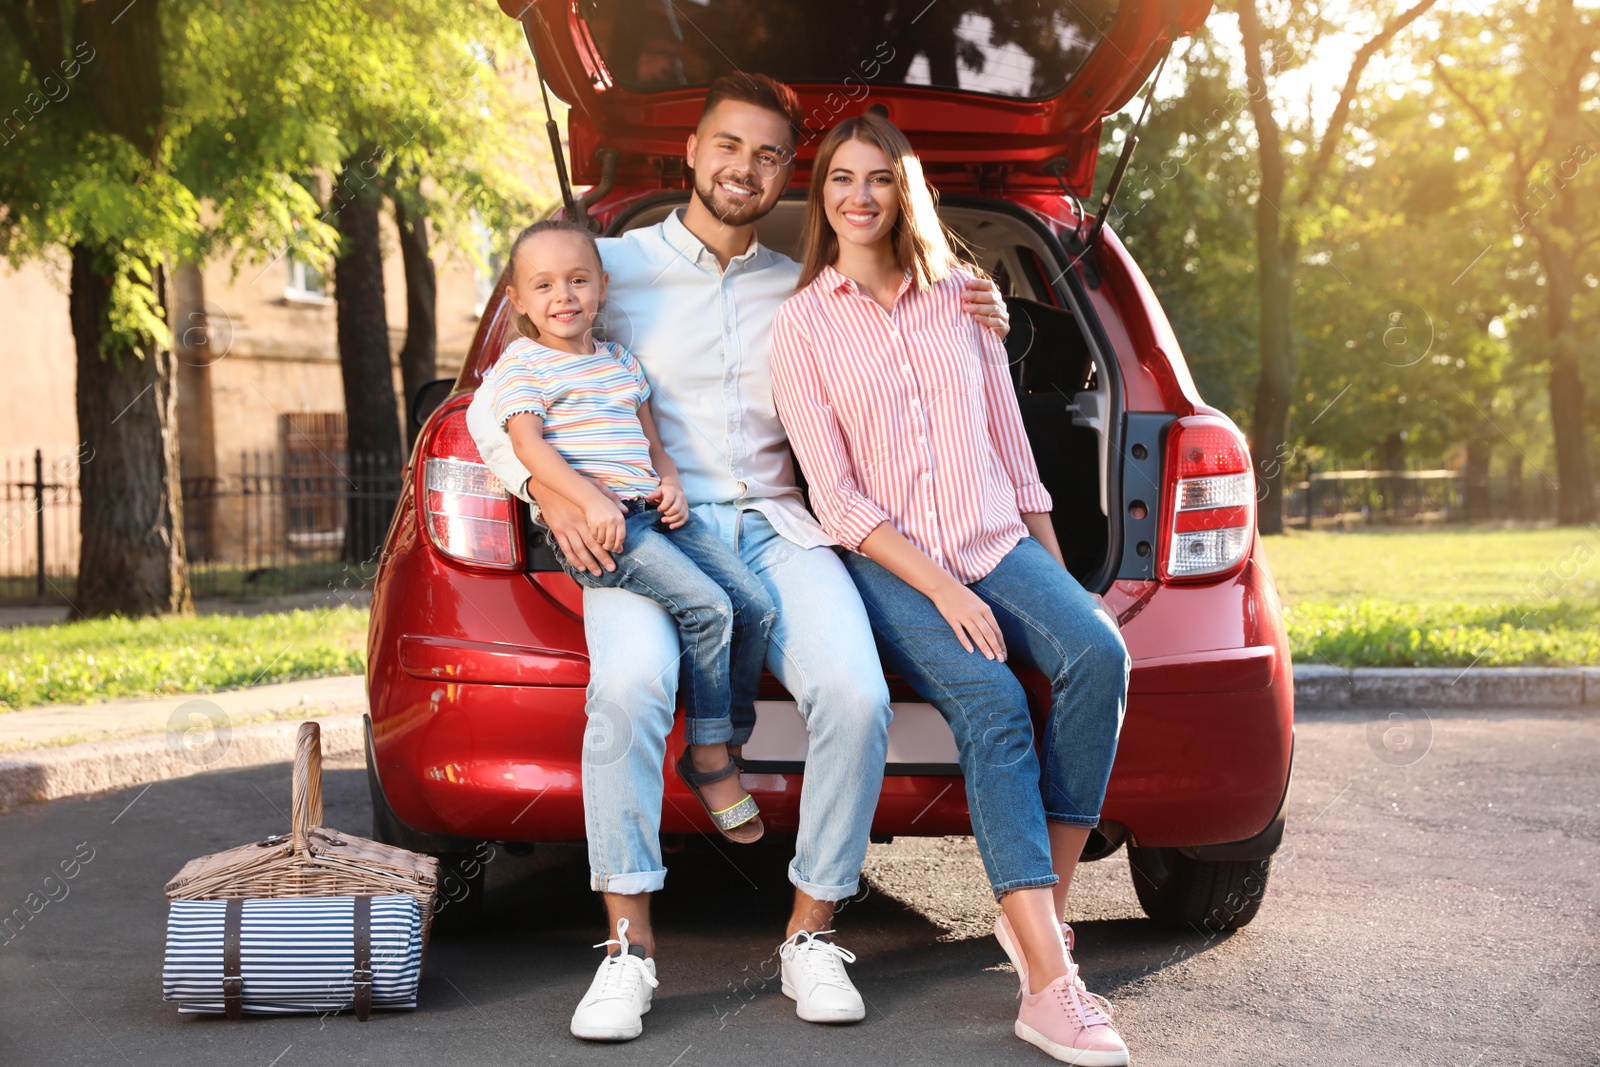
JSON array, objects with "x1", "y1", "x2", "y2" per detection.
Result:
[
  {"x1": 842, "y1": 536, "x2": 1128, "y2": 897},
  {"x1": 579, "y1": 506, "x2": 892, "y2": 899},
  {"x1": 556, "y1": 502, "x2": 774, "y2": 747}
]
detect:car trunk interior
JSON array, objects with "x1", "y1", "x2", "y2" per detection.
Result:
[{"x1": 520, "y1": 195, "x2": 1115, "y2": 587}]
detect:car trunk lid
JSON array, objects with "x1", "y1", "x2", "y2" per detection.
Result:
[{"x1": 501, "y1": 0, "x2": 1211, "y2": 194}]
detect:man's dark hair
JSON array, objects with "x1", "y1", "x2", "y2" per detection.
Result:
[{"x1": 698, "y1": 72, "x2": 803, "y2": 139}]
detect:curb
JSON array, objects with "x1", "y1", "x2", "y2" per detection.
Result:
[
  {"x1": 0, "y1": 674, "x2": 368, "y2": 753},
  {"x1": 2, "y1": 667, "x2": 1594, "y2": 815},
  {"x1": 1294, "y1": 665, "x2": 1600, "y2": 710},
  {"x1": 0, "y1": 713, "x2": 365, "y2": 815}
]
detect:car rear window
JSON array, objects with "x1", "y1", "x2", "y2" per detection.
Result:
[{"x1": 579, "y1": 0, "x2": 1121, "y2": 101}]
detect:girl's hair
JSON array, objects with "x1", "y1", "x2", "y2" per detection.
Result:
[
  {"x1": 504, "y1": 218, "x2": 603, "y2": 340},
  {"x1": 795, "y1": 112, "x2": 974, "y2": 292}
]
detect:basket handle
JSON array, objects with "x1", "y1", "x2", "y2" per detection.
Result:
[{"x1": 291, "y1": 721, "x2": 325, "y2": 852}]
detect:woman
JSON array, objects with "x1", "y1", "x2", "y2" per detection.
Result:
[{"x1": 770, "y1": 113, "x2": 1132, "y2": 1066}]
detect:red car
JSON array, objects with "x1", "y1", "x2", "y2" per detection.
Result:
[{"x1": 365, "y1": 0, "x2": 1293, "y2": 932}]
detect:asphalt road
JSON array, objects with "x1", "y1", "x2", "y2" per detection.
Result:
[{"x1": 2, "y1": 706, "x2": 1596, "y2": 1067}]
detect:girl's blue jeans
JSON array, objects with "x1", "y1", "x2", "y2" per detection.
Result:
[
  {"x1": 842, "y1": 536, "x2": 1129, "y2": 897},
  {"x1": 555, "y1": 502, "x2": 775, "y2": 746}
]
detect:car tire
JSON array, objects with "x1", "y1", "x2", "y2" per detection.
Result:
[
  {"x1": 429, "y1": 849, "x2": 489, "y2": 934},
  {"x1": 1127, "y1": 846, "x2": 1271, "y2": 932}
]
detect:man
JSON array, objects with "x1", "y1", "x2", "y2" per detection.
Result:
[{"x1": 469, "y1": 72, "x2": 1010, "y2": 1042}]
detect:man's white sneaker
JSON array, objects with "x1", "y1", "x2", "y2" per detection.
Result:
[
  {"x1": 779, "y1": 929, "x2": 866, "y2": 1024},
  {"x1": 570, "y1": 918, "x2": 659, "y2": 1041}
]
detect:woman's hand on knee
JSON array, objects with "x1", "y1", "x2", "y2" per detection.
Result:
[{"x1": 930, "y1": 581, "x2": 1007, "y2": 661}]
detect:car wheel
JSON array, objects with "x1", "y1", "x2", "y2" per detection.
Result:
[
  {"x1": 430, "y1": 848, "x2": 490, "y2": 934},
  {"x1": 1127, "y1": 846, "x2": 1271, "y2": 932}
]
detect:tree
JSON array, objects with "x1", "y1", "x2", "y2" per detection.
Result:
[
  {"x1": 3, "y1": 0, "x2": 196, "y2": 616},
  {"x1": 1, "y1": 0, "x2": 343, "y2": 616},
  {"x1": 1433, "y1": 0, "x2": 1599, "y2": 524},
  {"x1": 332, "y1": 149, "x2": 404, "y2": 562},
  {"x1": 1232, "y1": 0, "x2": 1441, "y2": 532},
  {"x1": 394, "y1": 195, "x2": 437, "y2": 453},
  {"x1": 2, "y1": 0, "x2": 545, "y2": 607},
  {"x1": 250, "y1": 0, "x2": 543, "y2": 561},
  {"x1": 1286, "y1": 73, "x2": 1519, "y2": 480},
  {"x1": 1105, "y1": 29, "x2": 1263, "y2": 428}
]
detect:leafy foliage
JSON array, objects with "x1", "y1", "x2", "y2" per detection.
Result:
[
  {"x1": 0, "y1": 0, "x2": 548, "y2": 352},
  {"x1": 1285, "y1": 598, "x2": 1600, "y2": 667},
  {"x1": 1107, "y1": 2, "x2": 1597, "y2": 493}
]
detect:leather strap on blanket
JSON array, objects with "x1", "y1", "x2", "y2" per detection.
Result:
[
  {"x1": 351, "y1": 895, "x2": 373, "y2": 1022},
  {"x1": 222, "y1": 898, "x2": 244, "y2": 1020}
]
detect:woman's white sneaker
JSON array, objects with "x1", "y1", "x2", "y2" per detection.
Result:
[
  {"x1": 779, "y1": 929, "x2": 866, "y2": 1024},
  {"x1": 570, "y1": 918, "x2": 659, "y2": 1041}
]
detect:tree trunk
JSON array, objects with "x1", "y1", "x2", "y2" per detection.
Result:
[
  {"x1": 1534, "y1": 0, "x2": 1594, "y2": 524},
  {"x1": 1249, "y1": 231, "x2": 1296, "y2": 536},
  {"x1": 1546, "y1": 335, "x2": 1593, "y2": 524},
  {"x1": 1537, "y1": 165, "x2": 1595, "y2": 524},
  {"x1": 1380, "y1": 432, "x2": 1405, "y2": 525},
  {"x1": 66, "y1": 0, "x2": 188, "y2": 617},
  {"x1": 394, "y1": 199, "x2": 438, "y2": 452},
  {"x1": 1464, "y1": 434, "x2": 1491, "y2": 522},
  {"x1": 1238, "y1": 0, "x2": 1294, "y2": 536},
  {"x1": 333, "y1": 154, "x2": 403, "y2": 564},
  {"x1": 174, "y1": 262, "x2": 219, "y2": 560},
  {"x1": 1506, "y1": 452, "x2": 1525, "y2": 520},
  {"x1": 70, "y1": 243, "x2": 191, "y2": 617}
]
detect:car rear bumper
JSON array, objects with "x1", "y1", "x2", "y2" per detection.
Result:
[
  {"x1": 368, "y1": 644, "x2": 1293, "y2": 850},
  {"x1": 369, "y1": 537, "x2": 1295, "y2": 856}
]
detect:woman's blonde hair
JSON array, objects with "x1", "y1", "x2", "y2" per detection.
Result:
[{"x1": 796, "y1": 112, "x2": 973, "y2": 292}]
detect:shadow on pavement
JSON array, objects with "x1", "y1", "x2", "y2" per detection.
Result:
[{"x1": 0, "y1": 757, "x2": 1224, "y2": 1066}]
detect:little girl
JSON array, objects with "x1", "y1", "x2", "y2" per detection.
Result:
[{"x1": 480, "y1": 218, "x2": 773, "y2": 843}]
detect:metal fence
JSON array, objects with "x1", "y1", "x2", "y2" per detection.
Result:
[
  {"x1": 0, "y1": 451, "x2": 83, "y2": 602},
  {"x1": 1, "y1": 447, "x2": 1579, "y2": 602},
  {"x1": 1, "y1": 448, "x2": 402, "y2": 603},
  {"x1": 1283, "y1": 467, "x2": 1560, "y2": 528}
]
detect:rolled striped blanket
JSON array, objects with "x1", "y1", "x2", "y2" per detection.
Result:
[{"x1": 163, "y1": 894, "x2": 422, "y2": 1016}]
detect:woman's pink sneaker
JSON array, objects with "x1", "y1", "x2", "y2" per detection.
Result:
[{"x1": 1015, "y1": 971, "x2": 1129, "y2": 1066}]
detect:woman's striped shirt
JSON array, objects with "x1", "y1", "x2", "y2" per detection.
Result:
[
  {"x1": 771, "y1": 265, "x2": 1051, "y2": 585},
  {"x1": 488, "y1": 337, "x2": 659, "y2": 498}
]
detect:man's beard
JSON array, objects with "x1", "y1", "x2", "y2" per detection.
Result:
[{"x1": 692, "y1": 169, "x2": 770, "y2": 227}]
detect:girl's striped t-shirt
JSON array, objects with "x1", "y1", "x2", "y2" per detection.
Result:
[{"x1": 489, "y1": 337, "x2": 660, "y2": 498}]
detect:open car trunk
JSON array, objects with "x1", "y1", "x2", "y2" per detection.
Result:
[
  {"x1": 501, "y1": 0, "x2": 1210, "y2": 195},
  {"x1": 519, "y1": 194, "x2": 1118, "y2": 589}
]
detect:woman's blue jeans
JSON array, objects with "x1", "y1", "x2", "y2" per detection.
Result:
[
  {"x1": 556, "y1": 503, "x2": 775, "y2": 746},
  {"x1": 842, "y1": 536, "x2": 1129, "y2": 897}
]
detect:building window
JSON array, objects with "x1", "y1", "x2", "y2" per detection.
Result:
[{"x1": 285, "y1": 254, "x2": 328, "y2": 302}]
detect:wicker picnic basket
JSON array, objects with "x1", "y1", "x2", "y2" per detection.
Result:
[{"x1": 162, "y1": 722, "x2": 440, "y2": 1017}]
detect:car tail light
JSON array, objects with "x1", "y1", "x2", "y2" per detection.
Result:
[
  {"x1": 419, "y1": 406, "x2": 521, "y2": 569},
  {"x1": 1158, "y1": 415, "x2": 1255, "y2": 582}
]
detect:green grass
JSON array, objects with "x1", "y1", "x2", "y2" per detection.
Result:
[
  {"x1": 3, "y1": 528, "x2": 1594, "y2": 711},
  {"x1": 0, "y1": 606, "x2": 367, "y2": 711},
  {"x1": 1261, "y1": 527, "x2": 1600, "y2": 606},
  {"x1": 1263, "y1": 527, "x2": 1600, "y2": 668}
]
